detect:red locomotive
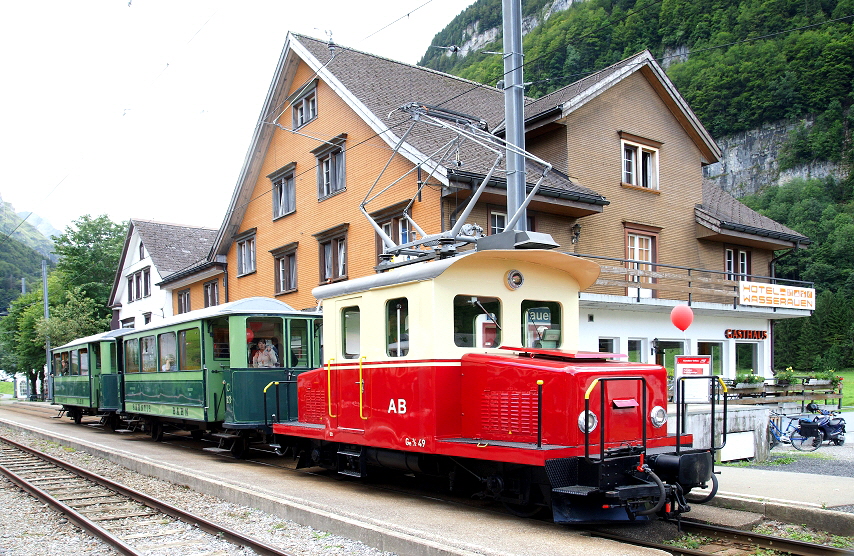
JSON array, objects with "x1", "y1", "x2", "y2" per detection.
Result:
[{"x1": 272, "y1": 248, "x2": 717, "y2": 523}]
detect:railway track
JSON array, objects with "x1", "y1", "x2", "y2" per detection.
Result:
[
  {"x1": 592, "y1": 520, "x2": 853, "y2": 555},
  {"x1": 0, "y1": 433, "x2": 294, "y2": 556},
  {"x1": 4, "y1": 406, "x2": 852, "y2": 555}
]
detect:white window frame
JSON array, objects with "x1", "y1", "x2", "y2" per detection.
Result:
[
  {"x1": 237, "y1": 235, "x2": 256, "y2": 276},
  {"x1": 203, "y1": 280, "x2": 219, "y2": 308},
  {"x1": 177, "y1": 289, "x2": 190, "y2": 314},
  {"x1": 292, "y1": 90, "x2": 317, "y2": 129},
  {"x1": 275, "y1": 251, "x2": 297, "y2": 294},
  {"x1": 627, "y1": 232, "x2": 654, "y2": 298},
  {"x1": 318, "y1": 149, "x2": 345, "y2": 198},
  {"x1": 273, "y1": 173, "x2": 295, "y2": 219},
  {"x1": 726, "y1": 247, "x2": 751, "y2": 280},
  {"x1": 312, "y1": 134, "x2": 347, "y2": 200},
  {"x1": 489, "y1": 210, "x2": 507, "y2": 235},
  {"x1": 622, "y1": 139, "x2": 659, "y2": 190}
]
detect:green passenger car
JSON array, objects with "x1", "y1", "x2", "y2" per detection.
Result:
[
  {"x1": 52, "y1": 328, "x2": 126, "y2": 424},
  {"x1": 117, "y1": 297, "x2": 321, "y2": 445}
]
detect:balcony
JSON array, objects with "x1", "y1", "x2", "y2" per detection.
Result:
[{"x1": 571, "y1": 253, "x2": 814, "y2": 320}]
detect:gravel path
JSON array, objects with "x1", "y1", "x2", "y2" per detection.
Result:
[{"x1": 0, "y1": 425, "x2": 397, "y2": 556}]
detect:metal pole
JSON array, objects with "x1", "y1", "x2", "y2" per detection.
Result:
[
  {"x1": 502, "y1": 0, "x2": 527, "y2": 231},
  {"x1": 42, "y1": 260, "x2": 51, "y2": 401}
]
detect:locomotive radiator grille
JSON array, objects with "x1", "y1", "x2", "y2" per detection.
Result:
[
  {"x1": 302, "y1": 387, "x2": 325, "y2": 424},
  {"x1": 480, "y1": 390, "x2": 537, "y2": 441}
]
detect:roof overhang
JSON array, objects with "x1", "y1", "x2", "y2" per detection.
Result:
[
  {"x1": 158, "y1": 261, "x2": 225, "y2": 290},
  {"x1": 695, "y1": 209, "x2": 810, "y2": 250}
]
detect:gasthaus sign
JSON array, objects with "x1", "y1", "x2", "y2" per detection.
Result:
[{"x1": 739, "y1": 281, "x2": 815, "y2": 310}]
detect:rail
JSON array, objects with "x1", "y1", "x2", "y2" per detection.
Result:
[{"x1": 572, "y1": 252, "x2": 813, "y2": 307}]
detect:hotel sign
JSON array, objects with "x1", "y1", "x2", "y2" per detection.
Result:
[{"x1": 739, "y1": 281, "x2": 815, "y2": 310}]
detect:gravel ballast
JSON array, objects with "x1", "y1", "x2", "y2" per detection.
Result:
[{"x1": 0, "y1": 425, "x2": 397, "y2": 556}]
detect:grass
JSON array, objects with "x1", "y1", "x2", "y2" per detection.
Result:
[
  {"x1": 0, "y1": 381, "x2": 13, "y2": 396},
  {"x1": 836, "y1": 369, "x2": 854, "y2": 408}
]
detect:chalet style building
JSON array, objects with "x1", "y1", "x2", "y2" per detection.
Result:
[
  {"x1": 170, "y1": 33, "x2": 811, "y2": 379},
  {"x1": 108, "y1": 219, "x2": 218, "y2": 329}
]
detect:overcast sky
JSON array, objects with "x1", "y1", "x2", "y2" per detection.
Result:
[{"x1": 0, "y1": 0, "x2": 475, "y2": 234}]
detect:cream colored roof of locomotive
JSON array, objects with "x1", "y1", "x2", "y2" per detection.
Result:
[
  {"x1": 320, "y1": 250, "x2": 599, "y2": 361},
  {"x1": 313, "y1": 249, "x2": 600, "y2": 301}
]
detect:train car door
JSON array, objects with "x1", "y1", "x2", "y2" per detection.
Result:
[{"x1": 336, "y1": 303, "x2": 365, "y2": 433}]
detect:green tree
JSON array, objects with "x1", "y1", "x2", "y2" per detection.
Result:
[
  {"x1": 35, "y1": 286, "x2": 110, "y2": 349},
  {"x1": 0, "y1": 290, "x2": 48, "y2": 397},
  {"x1": 52, "y1": 214, "x2": 126, "y2": 320}
]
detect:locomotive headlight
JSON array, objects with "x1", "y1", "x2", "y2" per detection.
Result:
[
  {"x1": 650, "y1": 405, "x2": 667, "y2": 428},
  {"x1": 505, "y1": 269, "x2": 524, "y2": 290},
  {"x1": 577, "y1": 410, "x2": 598, "y2": 433}
]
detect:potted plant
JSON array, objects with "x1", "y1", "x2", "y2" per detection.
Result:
[
  {"x1": 734, "y1": 372, "x2": 765, "y2": 389},
  {"x1": 774, "y1": 366, "x2": 796, "y2": 385},
  {"x1": 807, "y1": 370, "x2": 834, "y2": 386}
]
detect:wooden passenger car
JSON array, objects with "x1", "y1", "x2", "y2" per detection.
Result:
[{"x1": 52, "y1": 329, "x2": 127, "y2": 423}]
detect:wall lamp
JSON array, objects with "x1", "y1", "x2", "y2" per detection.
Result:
[{"x1": 571, "y1": 223, "x2": 582, "y2": 244}]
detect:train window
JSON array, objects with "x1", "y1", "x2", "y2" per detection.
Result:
[
  {"x1": 125, "y1": 339, "x2": 140, "y2": 373},
  {"x1": 342, "y1": 306, "x2": 360, "y2": 359},
  {"x1": 91, "y1": 344, "x2": 100, "y2": 371},
  {"x1": 211, "y1": 318, "x2": 230, "y2": 359},
  {"x1": 453, "y1": 295, "x2": 501, "y2": 348},
  {"x1": 179, "y1": 328, "x2": 202, "y2": 371},
  {"x1": 247, "y1": 318, "x2": 284, "y2": 368},
  {"x1": 386, "y1": 298, "x2": 409, "y2": 357},
  {"x1": 289, "y1": 319, "x2": 309, "y2": 367},
  {"x1": 159, "y1": 332, "x2": 177, "y2": 371},
  {"x1": 69, "y1": 350, "x2": 79, "y2": 375},
  {"x1": 141, "y1": 336, "x2": 157, "y2": 372},
  {"x1": 522, "y1": 300, "x2": 562, "y2": 348},
  {"x1": 53, "y1": 354, "x2": 62, "y2": 376},
  {"x1": 79, "y1": 349, "x2": 89, "y2": 376}
]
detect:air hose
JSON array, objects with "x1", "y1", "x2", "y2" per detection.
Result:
[{"x1": 636, "y1": 465, "x2": 667, "y2": 516}]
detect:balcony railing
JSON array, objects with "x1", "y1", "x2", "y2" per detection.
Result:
[{"x1": 570, "y1": 253, "x2": 814, "y2": 309}]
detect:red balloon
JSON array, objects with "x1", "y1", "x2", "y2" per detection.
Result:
[
  {"x1": 246, "y1": 329, "x2": 254, "y2": 343},
  {"x1": 670, "y1": 305, "x2": 694, "y2": 331},
  {"x1": 249, "y1": 321, "x2": 263, "y2": 332}
]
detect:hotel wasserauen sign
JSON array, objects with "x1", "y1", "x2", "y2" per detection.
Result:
[{"x1": 739, "y1": 281, "x2": 815, "y2": 310}]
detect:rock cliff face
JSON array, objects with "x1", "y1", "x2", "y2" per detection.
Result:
[
  {"x1": 448, "y1": 0, "x2": 579, "y2": 59},
  {"x1": 703, "y1": 119, "x2": 845, "y2": 197}
]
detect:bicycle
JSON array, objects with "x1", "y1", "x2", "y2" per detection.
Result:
[{"x1": 769, "y1": 412, "x2": 823, "y2": 452}]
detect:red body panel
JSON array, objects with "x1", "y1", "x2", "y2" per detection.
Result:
[{"x1": 273, "y1": 350, "x2": 687, "y2": 466}]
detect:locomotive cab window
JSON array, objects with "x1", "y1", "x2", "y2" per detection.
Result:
[
  {"x1": 178, "y1": 328, "x2": 202, "y2": 371},
  {"x1": 386, "y1": 297, "x2": 409, "y2": 357},
  {"x1": 342, "y1": 306, "x2": 360, "y2": 359},
  {"x1": 246, "y1": 318, "x2": 284, "y2": 368},
  {"x1": 453, "y1": 295, "x2": 501, "y2": 348},
  {"x1": 521, "y1": 300, "x2": 562, "y2": 348}
]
